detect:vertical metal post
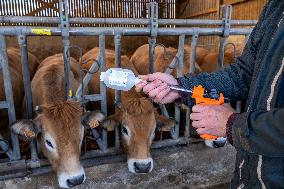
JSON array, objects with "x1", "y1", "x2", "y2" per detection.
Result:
[
  {"x1": 59, "y1": 0, "x2": 72, "y2": 99},
  {"x1": 184, "y1": 33, "x2": 199, "y2": 143},
  {"x1": 114, "y1": 34, "x2": 122, "y2": 149},
  {"x1": 218, "y1": 5, "x2": 232, "y2": 69},
  {"x1": 18, "y1": 35, "x2": 33, "y2": 119},
  {"x1": 189, "y1": 33, "x2": 199, "y2": 73},
  {"x1": 114, "y1": 35, "x2": 121, "y2": 104},
  {"x1": 149, "y1": 37, "x2": 156, "y2": 74},
  {"x1": 183, "y1": 105, "x2": 190, "y2": 142},
  {"x1": 171, "y1": 35, "x2": 185, "y2": 140},
  {"x1": 99, "y1": 35, "x2": 108, "y2": 151},
  {"x1": 177, "y1": 35, "x2": 185, "y2": 77},
  {"x1": 18, "y1": 35, "x2": 39, "y2": 163},
  {"x1": 0, "y1": 35, "x2": 20, "y2": 160},
  {"x1": 148, "y1": 2, "x2": 158, "y2": 74}
]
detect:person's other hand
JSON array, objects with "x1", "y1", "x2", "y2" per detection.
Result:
[
  {"x1": 135, "y1": 72, "x2": 180, "y2": 104},
  {"x1": 190, "y1": 103, "x2": 236, "y2": 137}
]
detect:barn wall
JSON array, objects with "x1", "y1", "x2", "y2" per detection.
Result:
[
  {"x1": 176, "y1": 0, "x2": 267, "y2": 52},
  {"x1": 2, "y1": 0, "x2": 178, "y2": 61}
]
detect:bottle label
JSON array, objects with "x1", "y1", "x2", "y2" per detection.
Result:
[{"x1": 109, "y1": 69, "x2": 129, "y2": 87}]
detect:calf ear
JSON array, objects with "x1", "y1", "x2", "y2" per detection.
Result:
[
  {"x1": 102, "y1": 109, "x2": 123, "y2": 131},
  {"x1": 155, "y1": 114, "x2": 176, "y2": 131},
  {"x1": 11, "y1": 119, "x2": 41, "y2": 141},
  {"x1": 81, "y1": 111, "x2": 105, "y2": 129}
]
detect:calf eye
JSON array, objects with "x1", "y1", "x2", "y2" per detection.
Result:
[
  {"x1": 45, "y1": 139, "x2": 54, "y2": 148},
  {"x1": 122, "y1": 126, "x2": 128, "y2": 135}
]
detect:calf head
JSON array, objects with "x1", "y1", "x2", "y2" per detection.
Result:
[
  {"x1": 103, "y1": 98, "x2": 175, "y2": 174},
  {"x1": 11, "y1": 101, "x2": 104, "y2": 188}
]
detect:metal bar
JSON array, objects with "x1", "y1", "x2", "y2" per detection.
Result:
[
  {"x1": 0, "y1": 101, "x2": 8, "y2": 109},
  {"x1": 0, "y1": 134, "x2": 14, "y2": 159},
  {"x1": 90, "y1": 129, "x2": 106, "y2": 151},
  {"x1": 18, "y1": 35, "x2": 33, "y2": 119},
  {"x1": 183, "y1": 105, "x2": 190, "y2": 141},
  {"x1": 218, "y1": 5, "x2": 232, "y2": 68},
  {"x1": 99, "y1": 34, "x2": 108, "y2": 152},
  {"x1": 0, "y1": 26, "x2": 253, "y2": 36},
  {"x1": 0, "y1": 16, "x2": 258, "y2": 26},
  {"x1": 189, "y1": 34, "x2": 199, "y2": 73},
  {"x1": 0, "y1": 35, "x2": 21, "y2": 160},
  {"x1": 114, "y1": 34, "x2": 122, "y2": 149},
  {"x1": 159, "y1": 104, "x2": 170, "y2": 118},
  {"x1": 177, "y1": 35, "x2": 185, "y2": 77},
  {"x1": 75, "y1": 59, "x2": 101, "y2": 100},
  {"x1": 17, "y1": 35, "x2": 40, "y2": 164},
  {"x1": 59, "y1": 0, "x2": 72, "y2": 99},
  {"x1": 165, "y1": 51, "x2": 181, "y2": 74},
  {"x1": 148, "y1": 2, "x2": 158, "y2": 74},
  {"x1": 114, "y1": 35, "x2": 122, "y2": 105},
  {"x1": 148, "y1": 37, "x2": 156, "y2": 73},
  {"x1": 170, "y1": 35, "x2": 185, "y2": 140},
  {"x1": 83, "y1": 94, "x2": 103, "y2": 102}
]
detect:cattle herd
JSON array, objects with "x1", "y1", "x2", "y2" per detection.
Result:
[{"x1": 0, "y1": 42, "x2": 244, "y2": 188}]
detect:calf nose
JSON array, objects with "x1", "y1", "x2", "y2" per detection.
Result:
[
  {"x1": 134, "y1": 162, "x2": 152, "y2": 173},
  {"x1": 66, "y1": 174, "x2": 85, "y2": 187}
]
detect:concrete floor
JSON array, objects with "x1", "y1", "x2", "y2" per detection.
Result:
[{"x1": 0, "y1": 143, "x2": 236, "y2": 189}]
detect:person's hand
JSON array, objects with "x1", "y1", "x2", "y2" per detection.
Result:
[
  {"x1": 190, "y1": 103, "x2": 236, "y2": 137},
  {"x1": 135, "y1": 72, "x2": 180, "y2": 104}
]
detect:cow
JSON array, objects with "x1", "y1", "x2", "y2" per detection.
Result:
[
  {"x1": 130, "y1": 44, "x2": 207, "y2": 76},
  {"x1": 81, "y1": 47, "x2": 176, "y2": 173},
  {"x1": 10, "y1": 54, "x2": 105, "y2": 188},
  {"x1": 0, "y1": 48, "x2": 39, "y2": 138},
  {"x1": 200, "y1": 43, "x2": 245, "y2": 73}
]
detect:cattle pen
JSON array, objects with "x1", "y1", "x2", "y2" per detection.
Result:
[{"x1": 0, "y1": 0, "x2": 258, "y2": 182}]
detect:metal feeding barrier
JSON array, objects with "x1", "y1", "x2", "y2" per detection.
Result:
[{"x1": 0, "y1": 1, "x2": 255, "y2": 179}]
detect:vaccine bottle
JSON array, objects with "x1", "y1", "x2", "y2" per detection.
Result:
[{"x1": 100, "y1": 68, "x2": 142, "y2": 91}]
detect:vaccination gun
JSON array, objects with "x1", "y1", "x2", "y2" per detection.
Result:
[
  {"x1": 100, "y1": 68, "x2": 229, "y2": 140},
  {"x1": 169, "y1": 85, "x2": 229, "y2": 140}
]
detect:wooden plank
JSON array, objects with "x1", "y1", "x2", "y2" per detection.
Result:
[
  {"x1": 185, "y1": 7, "x2": 218, "y2": 18},
  {"x1": 224, "y1": 0, "x2": 250, "y2": 5},
  {"x1": 25, "y1": 0, "x2": 59, "y2": 16}
]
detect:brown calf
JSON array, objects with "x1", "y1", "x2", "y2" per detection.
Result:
[
  {"x1": 11, "y1": 54, "x2": 104, "y2": 188},
  {"x1": 130, "y1": 44, "x2": 206, "y2": 75},
  {"x1": 81, "y1": 48, "x2": 175, "y2": 173},
  {"x1": 201, "y1": 43, "x2": 245, "y2": 73}
]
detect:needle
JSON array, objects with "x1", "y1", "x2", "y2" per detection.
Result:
[{"x1": 168, "y1": 85, "x2": 193, "y2": 94}]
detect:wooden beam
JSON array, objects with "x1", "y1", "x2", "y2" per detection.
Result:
[
  {"x1": 224, "y1": 0, "x2": 250, "y2": 5},
  {"x1": 185, "y1": 7, "x2": 218, "y2": 18},
  {"x1": 25, "y1": 0, "x2": 59, "y2": 16}
]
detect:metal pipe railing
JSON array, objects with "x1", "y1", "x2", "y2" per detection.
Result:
[
  {"x1": 0, "y1": 26, "x2": 253, "y2": 36},
  {"x1": 0, "y1": 16, "x2": 258, "y2": 26}
]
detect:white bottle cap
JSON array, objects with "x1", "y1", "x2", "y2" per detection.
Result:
[
  {"x1": 100, "y1": 72, "x2": 106, "y2": 81},
  {"x1": 134, "y1": 78, "x2": 142, "y2": 85}
]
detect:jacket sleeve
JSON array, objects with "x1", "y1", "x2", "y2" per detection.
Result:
[
  {"x1": 231, "y1": 108, "x2": 284, "y2": 156},
  {"x1": 177, "y1": 3, "x2": 269, "y2": 103}
]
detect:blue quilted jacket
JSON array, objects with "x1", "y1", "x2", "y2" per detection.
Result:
[{"x1": 178, "y1": 1, "x2": 284, "y2": 188}]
